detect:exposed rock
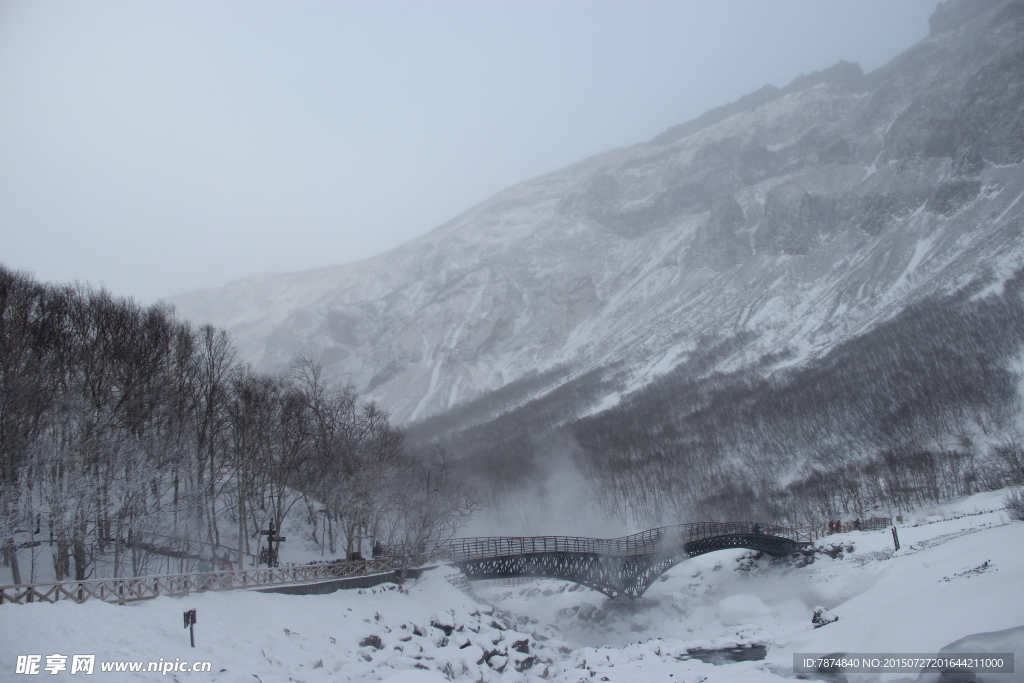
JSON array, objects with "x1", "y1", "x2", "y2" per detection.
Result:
[
  {"x1": 358, "y1": 635, "x2": 384, "y2": 650},
  {"x1": 930, "y1": 0, "x2": 1005, "y2": 35},
  {"x1": 812, "y1": 606, "x2": 839, "y2": 628},
  {"x1": 430, "y1": 610, "x2": 456, "y2": 636},
  {"x1": 927, "y1": 180, "x2": 982, "y2": 214}
]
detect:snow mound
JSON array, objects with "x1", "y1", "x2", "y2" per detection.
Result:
[
  {"x1": 381, "y1": 672, "x2": 450, "y2": 683},
  {"x1": 718, "y1": 594, "x2": 772, "y2": 625},
  {"x1": 915, "y1": 625, "x2": 1024, "y2": 683}
]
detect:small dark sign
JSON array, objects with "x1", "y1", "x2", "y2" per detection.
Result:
[{"x1": 184, "y1": 609, "x2": 197, "y2": 647}]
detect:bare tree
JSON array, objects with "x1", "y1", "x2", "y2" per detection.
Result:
[{"x1": 396, "y1": 447, "x2": 479, "y2": 559}]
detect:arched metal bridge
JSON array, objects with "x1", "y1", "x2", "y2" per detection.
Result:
[
  {"x1": 426, "y1": 522, "x2": 819, "y2": 598},
  {"x1": 0, "y1": 522, "x2": 831, "y2": 605}
]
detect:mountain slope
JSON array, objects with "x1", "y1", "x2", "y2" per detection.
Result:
[{"x1": 171, "y1": 0, "x2": 1024, "y2": 426}]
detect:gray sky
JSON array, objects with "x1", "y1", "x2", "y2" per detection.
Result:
[{"x1": 1, "y1": 0, "x2": 937, "y2": 304}]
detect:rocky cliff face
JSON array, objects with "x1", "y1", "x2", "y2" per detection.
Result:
[{"x1": 171, "y1": 0, "x2": 1024, "y2": 425}]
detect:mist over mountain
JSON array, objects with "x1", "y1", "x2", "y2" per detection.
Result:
[{"x1": 172, "y1": 0, "x2": 1024, "y2": 525}]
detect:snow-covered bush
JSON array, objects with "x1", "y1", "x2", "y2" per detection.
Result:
[{"x1": 1003, "y1": 487, "x2": 1024, "y2": 520}]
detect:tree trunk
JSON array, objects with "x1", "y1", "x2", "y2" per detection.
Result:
[
  {"x1": 4, "y1": 539, "x2": 21, "y2": 585},
  {"x1": 54, "y1": 533, "x2": 70, "y2": 582},
  {"x1": 237, "y1": 489, "x2": 246, "y2": 569},
  {"x1": 72, "y1": 537, "x2": 88, "y2": 581},
  {"x1": 327, "y1": 512, "x2": 335, "y2": 554}
]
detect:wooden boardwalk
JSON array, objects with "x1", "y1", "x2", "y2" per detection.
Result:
[{"x1": 0, "y1": 558, "x2": 394, "y2": 606}]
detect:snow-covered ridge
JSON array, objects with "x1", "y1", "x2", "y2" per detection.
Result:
[{"x1": 170, "y1": 1, "x2": 1024, "y2": 425}]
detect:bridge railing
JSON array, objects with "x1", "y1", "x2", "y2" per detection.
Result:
[
  {"x1": 677, "y1": 522, "x2": 821, "y2": 544},
  {"x1": 441, "y1": 534, "x2": 663, "y2": 562},
  {"x1": 0, "y1": 557, "x2": 394, "y2": 606},
  {"x1": 432, "y1": 521, "x2": 825, "y2": 563}
]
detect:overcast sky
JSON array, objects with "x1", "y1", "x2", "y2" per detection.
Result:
[{"x1": 1, "y1": 0, "x2": 937, "y2": 303}]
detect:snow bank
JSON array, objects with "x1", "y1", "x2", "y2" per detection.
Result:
[
  {"x1": 478, "y1": 494, "x2": 1024, "y2": 682},
  {"x1": 0, "y1": 565, "x2": 567, "y2": 682}
]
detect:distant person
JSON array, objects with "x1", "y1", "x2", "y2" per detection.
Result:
[
  {"x1": 198, "y1": 556, "x2": 214, "y2": 589},
  {"x1": 219, "y1": 554, "x2": 234, "y2": 571},
  {"x1": 752, "y1": 523, "x2": 761, "y2": 535},
  {"x1": 854, "y1": 518, "x2": 861, "y2": 531}
]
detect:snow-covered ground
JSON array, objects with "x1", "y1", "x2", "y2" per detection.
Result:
[{"x1": 2, "y1": 490, "x2": 1023, "y2": 682}]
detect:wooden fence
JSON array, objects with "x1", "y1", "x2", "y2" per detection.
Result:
[{"x1": 0, "y1": 557, "x2": 394, "y2": 606}]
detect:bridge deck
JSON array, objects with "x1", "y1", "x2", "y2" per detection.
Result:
[{"x1": 439, "y1": 522, "x2": 819, "y2": 563}]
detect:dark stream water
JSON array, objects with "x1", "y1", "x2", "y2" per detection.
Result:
[{"x1": 677, "y1": 644, "x2": 767, "y2": 665}]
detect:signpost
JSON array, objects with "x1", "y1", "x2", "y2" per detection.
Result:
[
  {"x1": 183, "y1": 609, "x2": 197, "y2": 648},
  {"x1": 259, "y1": 521, "x2": 286, "y2": 568}
]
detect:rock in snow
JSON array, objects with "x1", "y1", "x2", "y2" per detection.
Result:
[{"x1": 811, "y1": 606, "x2": 839, "y2": 628}]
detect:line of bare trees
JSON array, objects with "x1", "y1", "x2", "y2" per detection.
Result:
[
  {"x1": 0, "y1": 266, "x2": 476, "y2": 585},
  {"x1": 413, "y1": 268, "x2": 1024, "y2": 529},
  {"x1": 571, "y1": 271, "x2": 1024, "y2": 525}
]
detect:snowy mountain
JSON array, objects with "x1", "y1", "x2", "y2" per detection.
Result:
[{"x1": 170, "y1": 0, "x2": 1024, "y2": 426}]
